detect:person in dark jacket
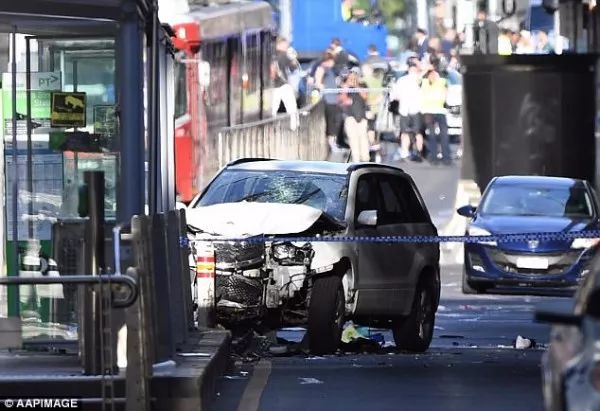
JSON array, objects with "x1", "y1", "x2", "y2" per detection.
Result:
[
  {"x1": 315, "y1": 51, "x2": 343, "y2": 151},
  {"x1": 330, "y1": 37, "x2": 359, "y2": 75},
  {"x1": 415, "y1": 28, "x2": 430, "y2": 59}
]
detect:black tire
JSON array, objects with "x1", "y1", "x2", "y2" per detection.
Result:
[
  {"x1": 393, "y1": 278, "x2": 436, "y2": 353},
  {"x1": 307, "y1": 275, "x2": 345, "y2": 355}
]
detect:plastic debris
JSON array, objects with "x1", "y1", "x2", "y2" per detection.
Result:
[
  {"x1": 369, "y1": 333, "x2": 385, "y2": 344},
  {"x1": 514, "y1": 335, "x2": 536, "y2": 349},
  {"x1": 341, "y1": 323, "x2": 362, "y2": 343},
  {"x1": 299, "y1": 377, "x2": 324, "y2": 385},
  {"x1": 340, "y1": 322, "x2": 386, "y2": 353}
]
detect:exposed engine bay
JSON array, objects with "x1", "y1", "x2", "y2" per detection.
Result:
[{"x1": 186, "y1": 202, "x2": 346, "y2": 328}]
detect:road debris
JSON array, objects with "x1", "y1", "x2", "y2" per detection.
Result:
[
  {"x1": 340, "y1": 322, "x2": 386, "y2": 353},
  {"x1": 514, "y1": 335, "x2": 536, "y2": 349},
  {"x1": 299, "y1": 377, "x2": 324, "y2": 385}
]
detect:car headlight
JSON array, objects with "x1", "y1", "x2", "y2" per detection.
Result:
[
  {"x1": 467, "y1": 226, "x2": 497, "y2": 246},
  {"x1": 273, "y1": 243, "x2": 296, "y2": 260},
  {"x1": 272, "y1": 242, "x2": 314, "y2": 265},
  {"x1": 571, "y1": 238, "x2": 600, "y2": 249}
]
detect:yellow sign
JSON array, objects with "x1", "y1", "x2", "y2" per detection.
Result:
[{"x1": 51, "y1": 92, "x2": 86, "y2": 128}]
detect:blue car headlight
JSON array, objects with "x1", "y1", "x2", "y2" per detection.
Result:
[
  {"x1": 571, "y1": 238, "x2": 600, "y2": 250},
  {"x1": 467, "y1": 226, "x2": 497, "y2": 246}
]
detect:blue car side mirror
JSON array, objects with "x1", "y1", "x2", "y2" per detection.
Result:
[{"x1": 457, "y1": 205, "x2": 476, "y2": 218}]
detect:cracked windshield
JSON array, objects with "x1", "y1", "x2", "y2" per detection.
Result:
[{"x1": 1, "y1": 0, "x2": 599, "y2": 411}]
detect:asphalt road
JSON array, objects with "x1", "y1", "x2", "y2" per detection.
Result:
[
  {"x1": 209, "y1": 265, "x2": 566, "y2": 411},
  {"x1": 209, "y1": 156, "x2": 563, "y2": 411}
]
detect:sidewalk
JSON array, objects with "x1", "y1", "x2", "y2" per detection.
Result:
[{"x1": 0, "y1": 329, "x2": 231, "y2": 411}]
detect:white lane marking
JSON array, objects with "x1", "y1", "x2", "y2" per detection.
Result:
[{"x1": 237, "y1": 359, "x2": 272, "y2": 411}]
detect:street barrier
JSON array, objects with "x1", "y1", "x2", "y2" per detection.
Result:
[
  {"x1": 194, "y1": 241, "x2": 216, "y2": 328},
  {"x1": 210, "y1": 102, "x2": 328, "y2": 187}
]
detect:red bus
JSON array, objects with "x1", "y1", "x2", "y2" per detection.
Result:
[{"x1": 170, "y1": 1, "x2": 275, "y2": 202}]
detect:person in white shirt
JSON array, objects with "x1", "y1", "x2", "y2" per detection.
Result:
[{"x1": 390, "y1": 59, "x2": 424, "y2": 161}]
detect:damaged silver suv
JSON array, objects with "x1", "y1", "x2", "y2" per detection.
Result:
[{"x1": 186, "y1": 159, "x2": 440, "y2": 354}]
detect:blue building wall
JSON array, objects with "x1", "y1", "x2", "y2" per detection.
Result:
[{"x1": 264, "y1": 0, "x2": 388, "y2": 61}]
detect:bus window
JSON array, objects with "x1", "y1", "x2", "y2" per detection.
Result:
[{"x1": 174, "y1": 61, "x2": 187, "y2": 118}]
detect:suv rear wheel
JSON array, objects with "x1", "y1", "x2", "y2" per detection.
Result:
[
  {"x1": 308, "y1": 275, "x2": 345, "y2": 355},
  {"x1": 393, "y1": 278, "x2": 435, "y2": 352}
]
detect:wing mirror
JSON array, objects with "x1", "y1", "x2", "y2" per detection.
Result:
[
  {"x1": 457, "y1": 205, "x2": 476, "y2": 218},
  {"x1": 357, "y1": 210, "x2": 378, "y2": 226}
]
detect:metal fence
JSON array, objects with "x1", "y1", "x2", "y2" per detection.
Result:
[{"x1": 203, "y1": 102, "x2": 327, "y2": 186}]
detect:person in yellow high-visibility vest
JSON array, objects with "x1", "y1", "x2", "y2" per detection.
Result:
[{"x1": 420, "y1": 65, "x2": 452, "y2": 165}]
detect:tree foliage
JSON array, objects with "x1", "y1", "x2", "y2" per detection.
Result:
[
  {"x1": 354, "y1": 0, "x2": 406, "y2": 26},
  {"x1": 378, "y1": 0, "x2": 406, "y2": 25}
]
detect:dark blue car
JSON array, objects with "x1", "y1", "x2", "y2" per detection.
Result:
[{"x1": 458, "y1": 176, "x2": 600, "y2": 295}]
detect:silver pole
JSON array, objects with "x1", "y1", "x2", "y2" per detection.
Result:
[
  {"x1": 10, "y1": 28, "x2": 20, "y2": 316},
  {"x1": 554, "y1": 9, "x2": 563, "y2": 54}
]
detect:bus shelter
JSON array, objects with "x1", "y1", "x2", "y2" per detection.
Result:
[{"x1": 0, "y1": 1, "x2": 192, "y2": 408}]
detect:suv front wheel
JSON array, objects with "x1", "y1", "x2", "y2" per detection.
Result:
[
  {"x1": 308, "y1": 275, "x2": 345, "y2": 355},
  {"x1": 392, "y1": 278, "x2": 435, "y2": 352}
]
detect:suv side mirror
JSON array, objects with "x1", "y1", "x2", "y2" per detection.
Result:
[
  {"x1": 357, "y1": 210, "x2": 377, "y2": 226},
  {"x1": 457, "y1": 205, "x2": 476, "y2": 218}
]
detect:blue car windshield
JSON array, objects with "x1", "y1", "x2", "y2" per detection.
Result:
[
  {"x1": 197, "y1": 170, "x2": 348, "y2": 222},
  {"x1": 480, "y1": 184, "x2": 593, "y2": 218}
]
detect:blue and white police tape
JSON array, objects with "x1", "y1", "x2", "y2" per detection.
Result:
[
  {"x1": 319, "y1": 87, "x2": 391, "y2": 94},
  {"x1": 190, "y1": 230, "x2": 600, "y2": 244}
]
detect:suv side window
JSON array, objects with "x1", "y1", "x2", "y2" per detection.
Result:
[
  {"x1": 355, "y1": 174, "x2": 381, "y2": 220},
  {"x1": 389, "y1": 174, "x2": 429, "y2": 223},
  {"x1": 377, "y1": 175, "x2": 408, "y2": 224}
]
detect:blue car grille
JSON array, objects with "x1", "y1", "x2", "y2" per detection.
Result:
[{"x1": 487, "y1": 249, "x2": 582, "y2": 275}]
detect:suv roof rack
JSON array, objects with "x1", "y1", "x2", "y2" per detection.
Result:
[
  {"x1": 347, "y1": 163, "x2": 404, "y2": 173},
  {"x1": 227, "y1": 158, "x2": 276, "y2": 166}
]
